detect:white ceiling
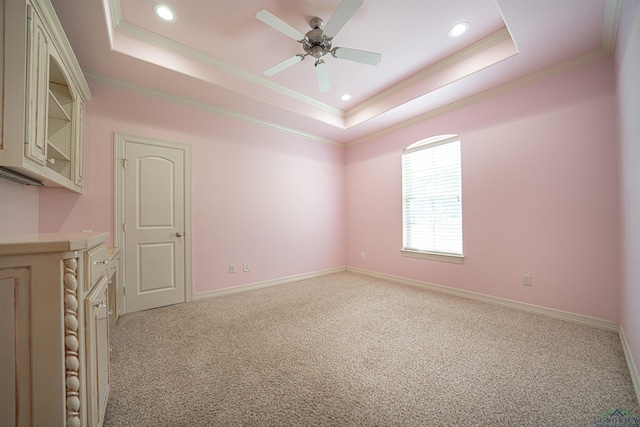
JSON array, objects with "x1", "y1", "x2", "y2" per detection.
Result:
[{"x1": 50, "y1": 0, "x2": 619, "y2": 145}]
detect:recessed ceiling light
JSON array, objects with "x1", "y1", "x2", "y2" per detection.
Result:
[
  {"x1": 448, "y1": 22, "x2": 469, "y2": 38},
  {"x1": 153, "y1": 4, "x2": 176, "y2": 22},
  {"x1": 340, "y1": 94, "x2": 352, "y2": 101}
]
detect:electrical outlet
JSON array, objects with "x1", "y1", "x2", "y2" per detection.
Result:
[
  {"x1": 522, "y1": 275, "x2": 532, "y2": 286},
  {"x1": 243, "y1": 263, "x2": 250, "y2": 272},
  {"x1": 229, "y1": 264, "x2": 235, "y2": 273},
  {"x1": 360, "y1": 252, "x2": 365, "y2": 260}
]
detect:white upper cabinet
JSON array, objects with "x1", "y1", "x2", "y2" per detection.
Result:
[{"x1": 0, "y1": 0, "x2": 91, "y2": 193}]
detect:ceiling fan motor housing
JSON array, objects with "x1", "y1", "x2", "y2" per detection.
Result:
[{"x1": 304, "y1": 18, "x2": 332, "y2": 58}]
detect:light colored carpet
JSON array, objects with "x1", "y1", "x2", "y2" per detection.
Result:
[{"x1": 104, "y1": 272, "x2": 640, "y2": 426}]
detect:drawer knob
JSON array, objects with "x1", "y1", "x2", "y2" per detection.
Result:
[
  {"x1": 93, "y1": 259, "x2": 108, "y2": 265},
  {"x1": 93, "y1": 300, "x2": 106, "y2": 309}
]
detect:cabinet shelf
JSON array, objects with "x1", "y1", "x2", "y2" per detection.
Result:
[
  {"x1": 45, "y1": 62, "x2": 74, "y2": 183},
  {"x1": 47, "y1": 140, "x2": 70, "y2": 162},
  {"x1": 48, "y1": 89, "x2": 71, "y2": 121}
]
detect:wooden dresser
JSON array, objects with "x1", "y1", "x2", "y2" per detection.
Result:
[{"x1": 0, "y1": 232, "x2": 113, "y2": 427}]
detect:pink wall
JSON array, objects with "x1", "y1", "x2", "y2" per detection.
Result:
[
  {"x1": 39, "y1": 82, "x2": 346, "y2": 293},
  {"x1": 4, "y1": 41, "x2": 624, "y2": 326},
  {"x1": 0, "y1": 179, "x2": 39, "y2": 234},
  {"x1": 346, "y1": 58, "x2": 620, "y2": 321},
  {"x1": 615, "y1": 0, "x2": 640, "y2": 389}
]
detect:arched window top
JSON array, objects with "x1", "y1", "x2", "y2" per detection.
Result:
[{"x1": 403, "y1": 134, "x2": 460, "y2": 155}]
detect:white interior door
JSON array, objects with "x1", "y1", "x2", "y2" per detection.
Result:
[{"x1": 118, "y1": 135, "x2": 191, "y2": 313}]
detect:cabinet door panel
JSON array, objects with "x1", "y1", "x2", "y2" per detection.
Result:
[
  {"x1": 85, "y1": 275, "x2": 110, "y2": 427},
  {"x1": 0, "y1": 268, "x2": 32, "y2": 427},
  {"x1": 25, "y1": 3, "x2": 49, "y2": 165}
]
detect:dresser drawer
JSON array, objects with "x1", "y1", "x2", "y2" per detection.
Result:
[{"x1": 86, "y1": 244, "x2": 108, "y2": 291}]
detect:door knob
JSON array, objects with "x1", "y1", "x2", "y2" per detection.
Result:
[{"x1": 175, "y1": 232, "x2": 184, "y2": 237}]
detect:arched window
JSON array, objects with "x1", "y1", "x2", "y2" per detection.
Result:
[{"x1": 402, "y1": 134, "x2": 463, "y2": 263}]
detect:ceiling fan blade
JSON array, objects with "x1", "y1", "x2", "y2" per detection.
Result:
[
  {"x1": 264, "y1": 55, "x2": 305, "y2": 77},
  {"x1": 332, "y1": 47, "x2": 381, "y2": 66},
  {"x1": 256, "y1": 9, "x2": 306, "y2": 42},
  {"x1": 315, "y1": 60, "x2": 330, "y2": 92},
  {"x1": 323, "y1": 0, "x2": 364, "y2": 39}
]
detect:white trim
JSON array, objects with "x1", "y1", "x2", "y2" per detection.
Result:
[
  {"x1": 107, "y1": 0, "x2": 122, "y2": 27},
  {"x1": 113, "y1": 132, "x2": 194, "y2": 313},
  {"x1": 346, "y1": 267, "x2": 619, "y2": 332},
  {"x1": 619, "y1": 325, "x2": 640, "y2": 406},
  {"x1": 101, "y1": 0, "x2": 622, "y2": 148},
  {"x1": 403, "y1": 134, "x2": 460, "y2": 155},
  {"x1": 113, "y1": 133, "x2": 126, "y2": 313},
  {"x1": 401, "y1": 250, "x2": 464, "y2": 264},
  {"x1": 85, "y1": 71, "x2": 341, "y2": 148},
  {"x1": 345, "y1": 1, "x2": 623, "y2": 148},
  {"x1": 113, "y1": 135, "x2": 124, "y2": 249},
  {"x1": 602, "y1": 0, "x2": 622, "y2": 54},
  {"x1": 346, "y1": 47, "x2": 613, "y2": 148},
  {"x1": 193, "y1": 267, "x2": 346, "y2": 300},
  {"x1": 347, "y1": 28, "x2": 514, "y2": 118}
]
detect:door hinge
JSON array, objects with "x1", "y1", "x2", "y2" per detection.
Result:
[
  {"x1": 121, "y1": 159, "x2": 129, "y2": 168},
  {"x1": 123, "y1": 286, "x2": 127, "y2": 296},
  {"x1": 122, "y1": 223, "x2": 127, "y2": 232}
]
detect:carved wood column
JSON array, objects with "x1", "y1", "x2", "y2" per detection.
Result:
[{"x1": 63, "y1": 257, "x2": 81, "y2": 427}]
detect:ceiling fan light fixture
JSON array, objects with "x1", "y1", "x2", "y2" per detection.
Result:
[
  {"x1": 153, "y1": 4, "x2": 176, "y2": 22},
  {"x1": 448, "y1": 22, "x2": 469, "y2": 38}
]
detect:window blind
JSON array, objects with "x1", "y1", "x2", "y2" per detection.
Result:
[{"x1": 402, "y1": 136, "x2": 462, "y2": 255}]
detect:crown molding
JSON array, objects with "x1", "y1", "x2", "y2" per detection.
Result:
[
  {"x1": 107, "y1": 0, "x2": 123, "y2": 26},
  {"x1": 108, "y1": 0, "x2": 343, "y2": 119},
  {"x1": 100, "y1": 0, "x2": 621, "y2": 148},
  {"x1": 346, "y1": 28, "x2": 514, "y2": 119},
  {"x1": 35, "y1": 0, "x2": 92, "y2": 99},
  {"x1": 345, "y1": 0, "x2": 621, "y2": 147},
  {"x1": 346, "y1": 46, "x2": 614, "y2": 148},
  {"x1": 602, "y1": 0, "x2": 622, "y2": 54},
  {"x1": 105, "y1": 0, "x2": 513, "y2": 130},
  {"x1": 84, "y1": 70, "x2": 342, "y2": 148}
]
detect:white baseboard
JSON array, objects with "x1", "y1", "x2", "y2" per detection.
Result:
[
  {"x1": 619, "y1": 325, "x2": 640, "y2": 407},
  {"x1": 346, "y1": 266, "x2": 619, "y2": 333},
  {"x1": 193, "y1": 267, "x2": 346, "y2": 300}
]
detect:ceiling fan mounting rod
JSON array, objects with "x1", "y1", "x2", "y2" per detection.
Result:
[{"x1": 310, "y1": 17, "x2": 324, "y2": 30}]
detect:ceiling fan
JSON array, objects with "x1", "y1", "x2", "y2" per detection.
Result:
[{"x1": 256, "y1": 0, "x2": 381, "y2": 92}]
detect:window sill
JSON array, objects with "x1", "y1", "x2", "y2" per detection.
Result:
[{"x1": 401, "y1": 250, "x2": 464, "y2": 264}]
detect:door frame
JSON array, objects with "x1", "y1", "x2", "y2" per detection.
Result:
[{"x1": 113, "y1": 132, "x2": 193, "y2": 315}]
